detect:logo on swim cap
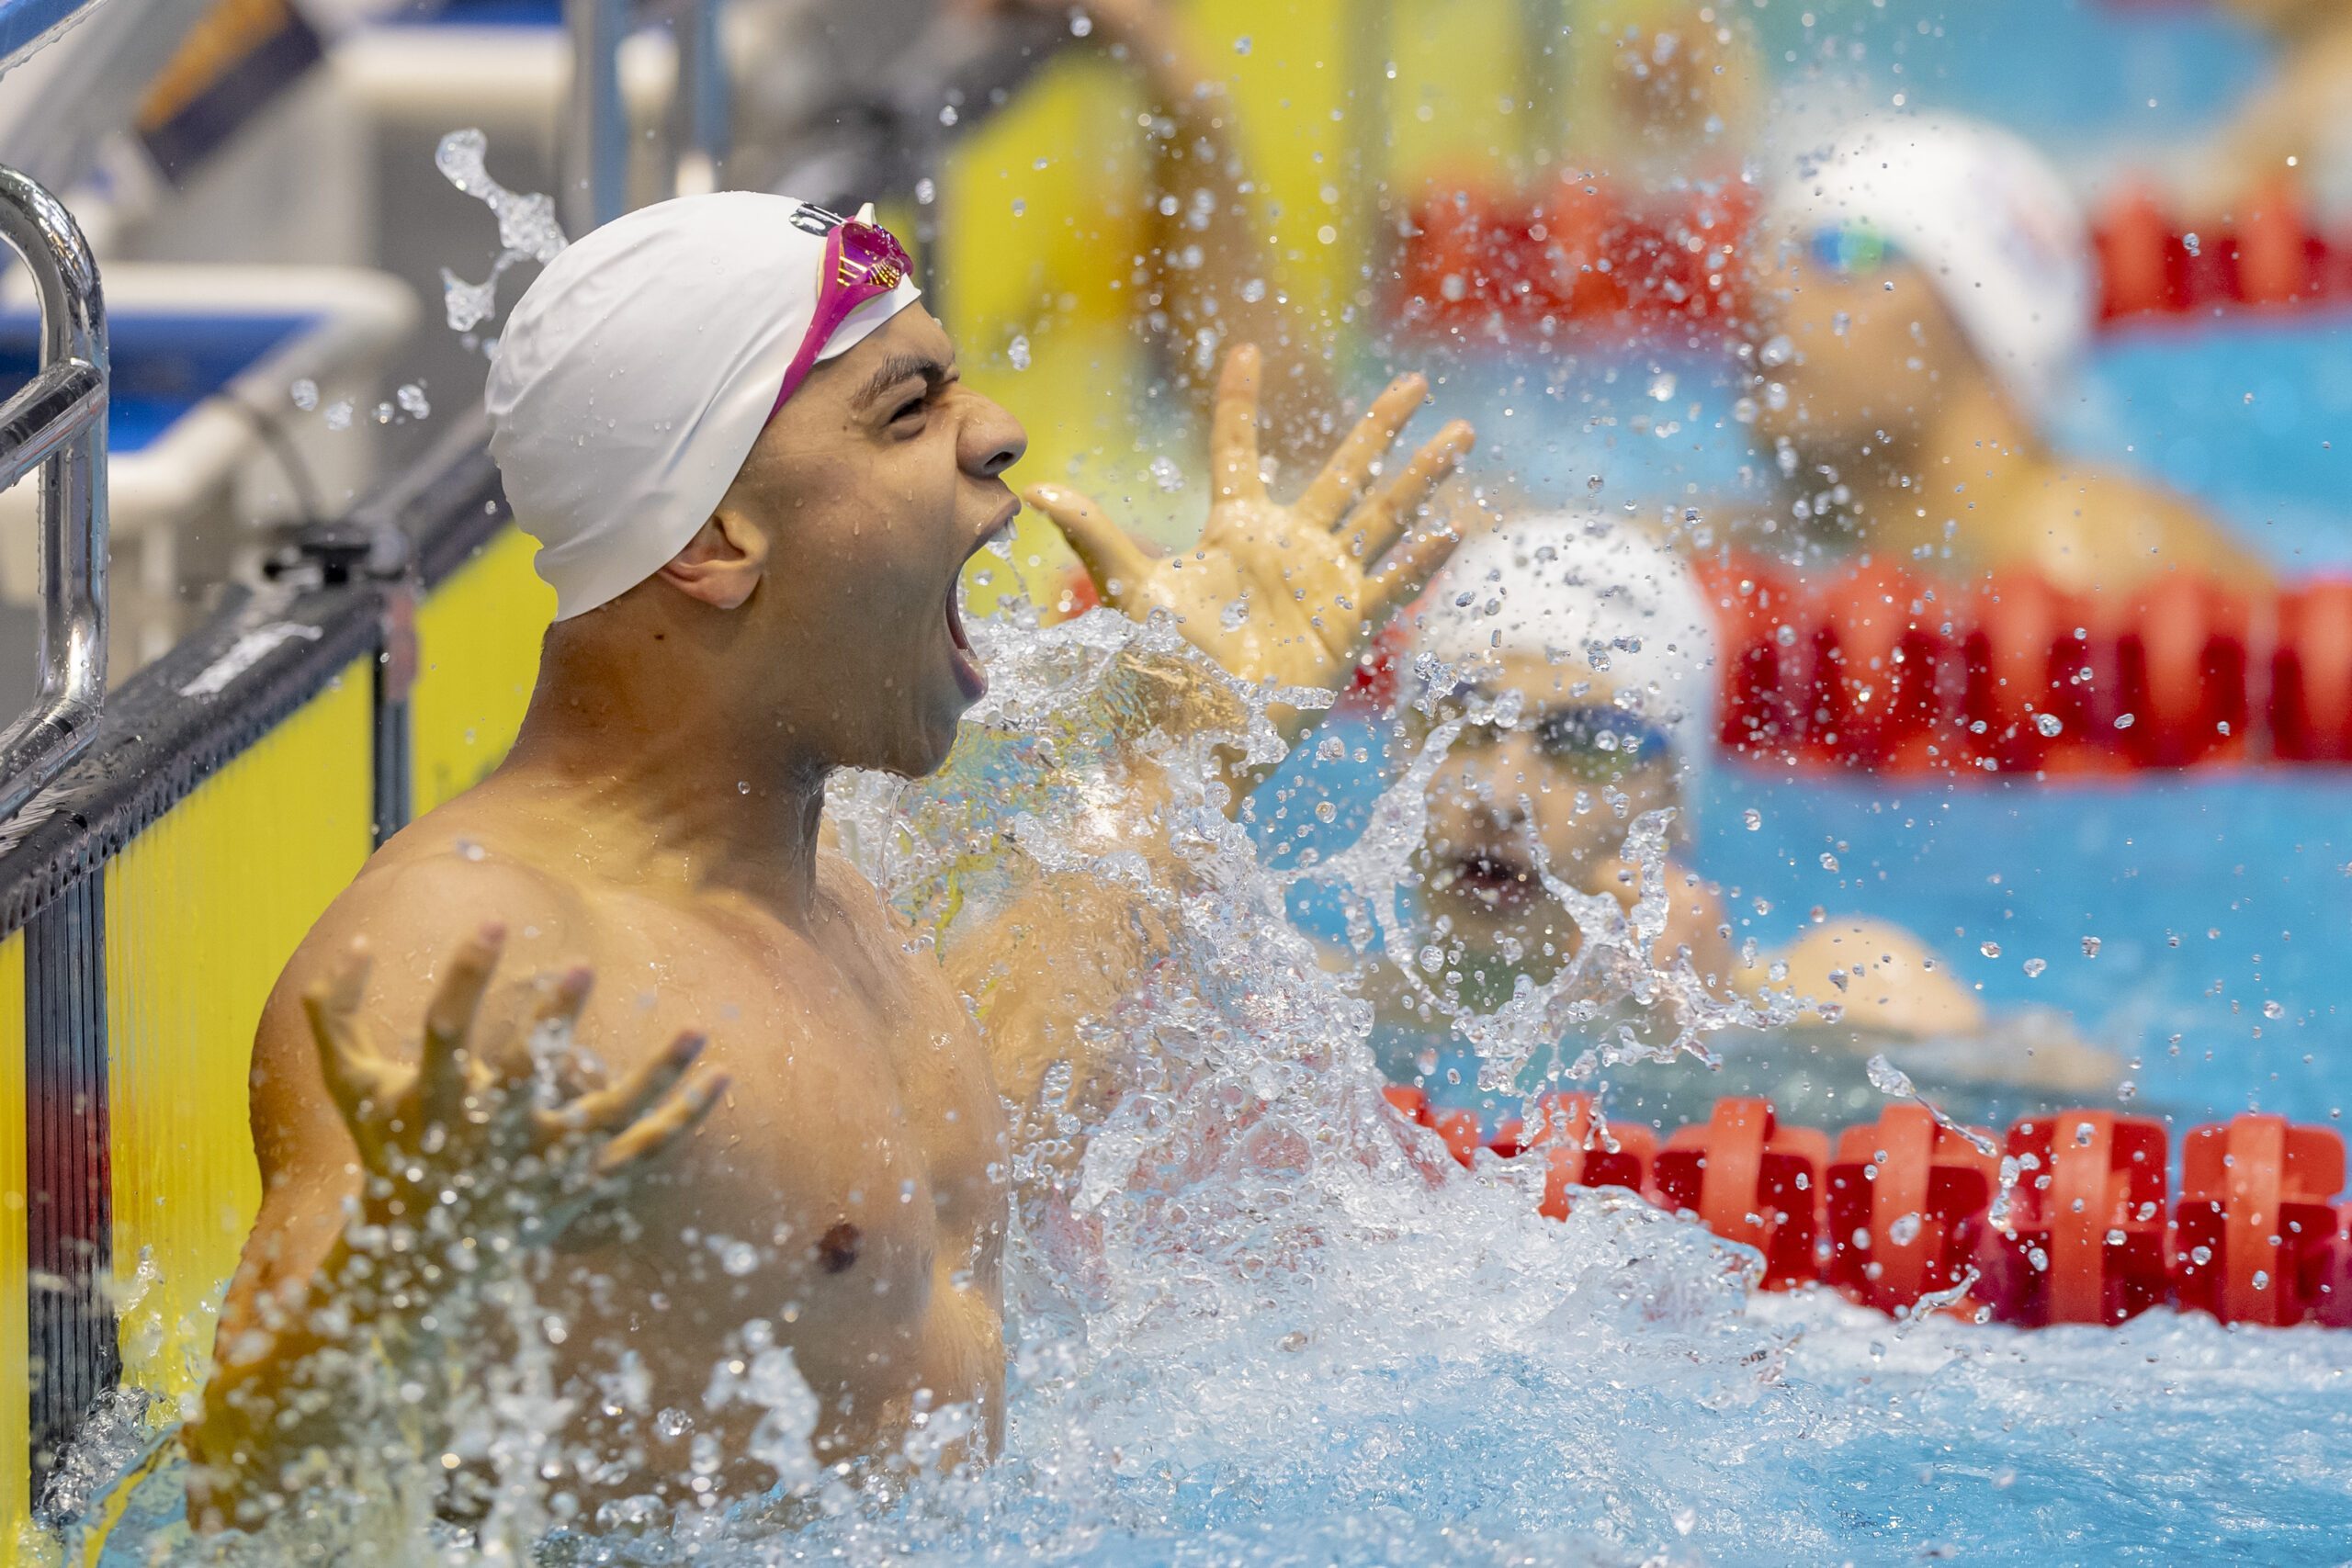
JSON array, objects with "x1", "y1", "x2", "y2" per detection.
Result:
[{"x1": 788, "y1": 201, "x2": 851, "y2": 237}]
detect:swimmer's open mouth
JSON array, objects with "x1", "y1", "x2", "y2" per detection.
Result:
[
  {"x1": 947, "y1": 580, "x2": 983, "y2": 699},
  {"x1": 948, "y1": 503, "x2": 1018, "y2": 702},
  {"x1": 1432, "y1": 849, "x2": 1536, "y2": 911}
]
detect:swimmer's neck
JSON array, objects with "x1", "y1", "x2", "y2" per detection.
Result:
[{"x1": 498, "y1": 623, "x2": 833, "y2": 926}]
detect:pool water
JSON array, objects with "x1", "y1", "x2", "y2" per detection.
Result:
[{"x1": 83, "y1": 584, "x2": 2352, "y2": 1568}]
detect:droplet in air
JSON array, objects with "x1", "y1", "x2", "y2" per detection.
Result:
[
  {"x1": 1007, "y1": 335, "x2": 1031, "y2": 371},
  {"x1": 2022, "y1": 957, "x2": 2047, "y2": 978},
  {"x1": 1979, "y1": 941, "x2": 2000, "y2": 959},
  {"x1": 2081, "y1": 936, "x2": 2102, "y2": 958},
  {"x1": 1148, "y1": 455, "x2": 1184, "y2": 492},
  {"x1": 1743, "y1": 808, "x2": 1761, "y2": 832},
  {"x1": 2034, "y1": 713, "x2": 2063, "y2": 738},
  {"x1": 396, "y1": 382, "x2": 432, "y2": 419},
  {"x1": 289, "y1": 378, "x2": 319, "y2": 411}
]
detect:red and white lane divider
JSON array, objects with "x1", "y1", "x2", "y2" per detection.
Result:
[{"x1": 1384, "y1": 1085, "x2": 2352, "y2": 1328}]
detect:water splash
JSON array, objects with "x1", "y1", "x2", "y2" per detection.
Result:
[
  {"x1": 1867, "y1": 1051, "x2": 2000, "y2": 1157},
  {"x1": 435, "y1": 129, "x2": 568, "y2": 337},
  {"x1": 67, "y1": 608, "x2": 2352, "y2": 1563}
]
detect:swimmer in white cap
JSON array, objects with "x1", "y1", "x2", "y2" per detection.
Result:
[
  {"x1": 1755, "y1": 115, "x2": 2264, "y2": 593},
  {"x1": 1361, "y1": 512, "x2": 2117, "y2": 1125},
  {"x1": 187, "y1": 192, "x2": 1473, "y2": 1528}
]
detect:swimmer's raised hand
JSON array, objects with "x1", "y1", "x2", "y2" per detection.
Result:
[
  {"x1": 302, "y1": 923, "x2": 728, "y2": 1259},
  {"x1": 1026, "y1": 344, "x2": 1476, "y2": 703}
]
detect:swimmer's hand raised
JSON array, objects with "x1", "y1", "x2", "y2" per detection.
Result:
[
  {"x1": 304, "y1": 924, "x2": 726, "y2": 1258},
  {"x1": 1026, "y1": 344, "x2": 1476, "y2": 699}
]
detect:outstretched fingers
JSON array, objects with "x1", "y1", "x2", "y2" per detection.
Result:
[
  {"x1": 549, "y1": 1031, "x2": 707, "y2": 1138},
  {"x1": 1025, "y1": 485, "x2": 1149, "y2": 608},
  {"x1": 1294, "y1": 372, "x2": 1430, "y2": 531},
  {"x1": 594, "y1": 1064, "x2": 729, "y2": 1178},
  {"x1": 1363, "y1": 479, "x2": 1485, "y2": 626},
  {"x1": 420, "y1": 923, "x2": 505, "y2": 1129},
  {"x1": 1210, "y1": 344, "x2": 1266, "y2": 502},
  {"x1": 1342, "y1": 418, "x2": 1475, "y2": 570}
]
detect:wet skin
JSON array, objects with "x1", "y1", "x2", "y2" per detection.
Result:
[
  {"x1": 1380, "y1": 649, "x2": 1984, "y2": 1041},
  {"x1": 188, "y1": 322, "x2": 1475, "y2": 1527},
  {"x1": 1748, "y1": 238, "x2": 2263, "y2": 593},
  {"x1": 193, "y1": 306, "x2": 1027, "y2": 1520}
]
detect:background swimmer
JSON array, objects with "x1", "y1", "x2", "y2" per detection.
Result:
[
  {"x1": 2173, "y1": 0, "x2": 2352, "y2": 223},
  {"x1": 1751, "y1": 116, "x2": 2266, "y2": 593},
  {"x1": 1346, "y1": 513, "x2": 2123, "y2": 1125}
]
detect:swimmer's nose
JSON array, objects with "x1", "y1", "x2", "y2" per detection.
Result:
[{"x1": 960, "y1": 390, "x2": 1027, "y2": 480}]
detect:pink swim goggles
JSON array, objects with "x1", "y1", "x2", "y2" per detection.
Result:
[{"x1": 770, "y1": 206, "x2": 915, "y2": 418}]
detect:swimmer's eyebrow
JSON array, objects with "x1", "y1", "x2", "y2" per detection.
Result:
[{"x1": 850, "y1": 353, "x2": 956, "y2": 413}]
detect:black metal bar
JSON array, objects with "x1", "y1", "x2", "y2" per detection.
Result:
[{"x1": 23, "y1": 872, "x2": 111, "y2": 1493}]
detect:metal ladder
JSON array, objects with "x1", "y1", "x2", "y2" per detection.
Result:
[{"x1": 0, "y1": 162, "x2": 107, "y2": 822}]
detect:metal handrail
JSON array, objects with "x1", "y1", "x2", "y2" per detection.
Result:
[{"x1": 0, "y1": 163, "x2": 106, "y2": 822}]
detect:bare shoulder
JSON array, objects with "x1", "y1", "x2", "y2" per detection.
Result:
[
  {"x1": 1774, "y1": 916, "x2": 1984, "y2": 1040},
  {"x1": 2018, "y1": 463, "x2": 2266, "y2": 588},
  {"x1": 254, "y1": 806, "x2": 592, "y2": 1094},
  {"x1": 281, "y1": 809, "x2": 590, "y2": 1003}
]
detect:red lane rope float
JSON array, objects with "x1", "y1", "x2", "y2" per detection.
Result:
[
  {"x1": 1337, "y1": 556, "x2": 2352, "y2": 775},
  {"x1": 2094, "y1": 177, "x2": 2352, "y2": 324},
  {"x1": 1384, "y1": 173, "x2": 2352, "y2": 340},
  {"x1": 1501, "y1": 1091, "x2": 1657, "y2": 1222},
  {"x1": 1380, "y1": 1093, "x2": 2352, "y2": 1329},
  {"x1": 1689, "y1": 554, "x2": 2352, "y2": 775},
  {"x1": 1984, "y1": 1111, "x2": 2171, "y2": 1326},
  {"x1": 1391, "y1": 176, "x2": 1758, "y2": 341},
  {"x1": 2174, "y1": 1114, "x2": 2344, "y2": 1328},
  {"x1": 1654, "y1": 1097, "x2": 1828, "y2": 1290},
  {"x1": 1825, "y1": 1105, "x2": 2000, "y2": 1319}
]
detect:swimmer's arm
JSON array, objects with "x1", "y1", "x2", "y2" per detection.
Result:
[
  {"x1": 187, "y1": 872, "x2": 560, "y2": 1529},
  {"x1": 1076, "y1": 0, "x2": 1335, "y2": 452},
  {"x1": 187, "y1": 863, "x2": 718, "y2": 1531},
  {"x1": 1758, "y1": 918, "x2": 1986, "y2": 1040}
]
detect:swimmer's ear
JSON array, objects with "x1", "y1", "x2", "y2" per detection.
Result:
[{"x1": 659, "y1": 511, "x2": 769, "y2": 611}]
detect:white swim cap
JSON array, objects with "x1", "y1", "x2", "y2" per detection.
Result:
[
  {"x1": 486, "y1": 192, "x2": 922, "y2": 621},
  {"x1": 1771, "y1": 116, "x2": 2093, "y2": 422},
  {"x1": 1410, "y1": 512, "x2": 1719, "y2": 780}
]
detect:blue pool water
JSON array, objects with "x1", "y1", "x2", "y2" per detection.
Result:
[{"x1": 1261, "y1": 718, "x2": 2352, "y2": 1127}]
